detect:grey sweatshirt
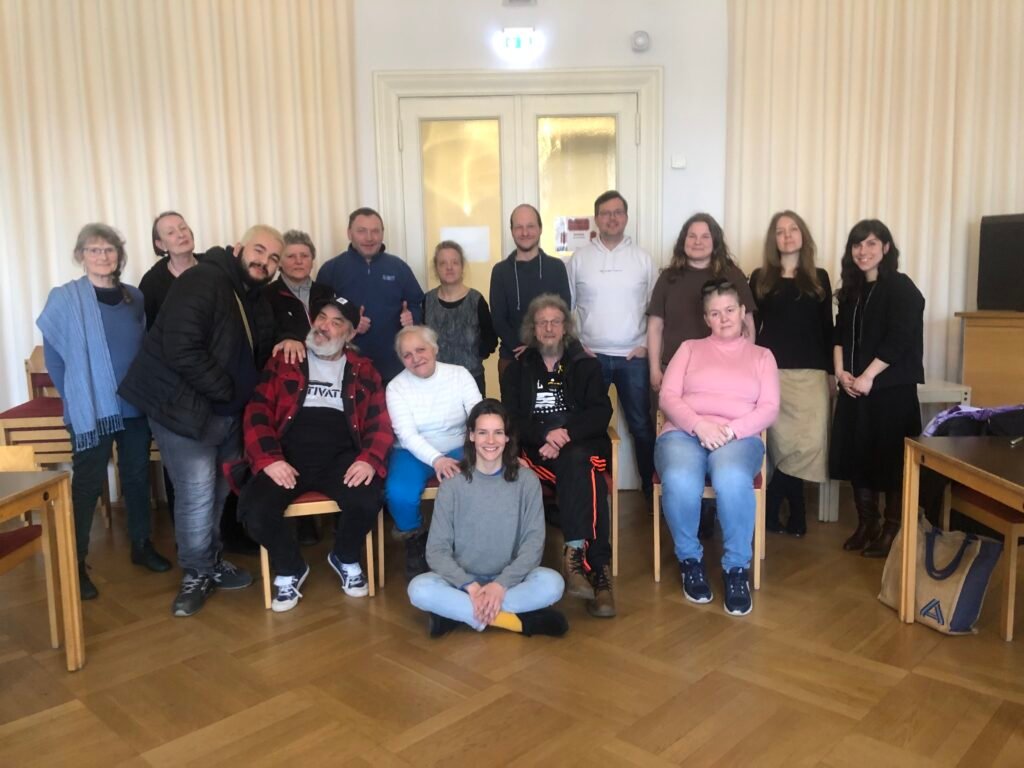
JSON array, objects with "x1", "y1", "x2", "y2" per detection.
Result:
[{"x1": 425, "y1": 467, "x2": 545, "y2": 589}]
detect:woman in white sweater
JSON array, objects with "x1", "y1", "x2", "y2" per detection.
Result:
[{"x1": 386, "y1": 325, "x2": 482, "y2": 578}]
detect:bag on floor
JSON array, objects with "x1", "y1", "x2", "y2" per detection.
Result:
[{"x1": 879, "y1": 520, "x2": 1002, "y2": 634}]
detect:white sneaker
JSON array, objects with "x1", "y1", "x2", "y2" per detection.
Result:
[
  {"x1": 271, "y1": 563, "x2": 310, "y2": 613},
  {"x1": 328, "y1": 552, "x2": 369, "y2": 598}
]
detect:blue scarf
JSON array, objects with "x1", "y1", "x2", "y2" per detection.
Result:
[{"x1": 36, "y1": 276, "x2": 124, "y2": 451}]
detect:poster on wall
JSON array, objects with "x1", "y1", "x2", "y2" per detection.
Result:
[{"x1": 554, "y1": 216, "x2": 596, "y2": 254}]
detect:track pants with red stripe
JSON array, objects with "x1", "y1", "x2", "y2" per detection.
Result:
[{"x1": 522, "y1": 439, "x2": 611, "y2": 570}]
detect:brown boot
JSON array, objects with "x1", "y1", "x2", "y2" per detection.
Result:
[
  {"x1": 562, "y1": 546, "x2": 595, "y2": 599},
  {"x1": 843, "y1": 487, "x2": 881, "y2": 551},
  {"x1": 863, "y1": 490, "x2": 901, "y2": 558},
  {"x1": 586, "y1": 564, "x2": 616, "y2": 618}
]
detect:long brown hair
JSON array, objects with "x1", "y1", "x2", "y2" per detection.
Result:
[
  {"x1": 668, "y1": 213, "x2": 736, "y2": 277},
  {"x1": 754, "y1": 210, "x2": 824, "y2": 300},
  {"x1": 460, "y1": 399, "x2": 520, "y2": 482}
]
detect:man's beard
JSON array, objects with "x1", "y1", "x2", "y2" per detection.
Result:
[
  {"x1": 306, "y1": 328, "x2": 345, "y2": 358},
  {"x1": 539, "y1": 340, "x2": 564, "y2": 358},
  {"x1": 237, "y1": 247, "x2": 272, "y2": 288}
]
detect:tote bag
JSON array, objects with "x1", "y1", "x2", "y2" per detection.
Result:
[{"x1": 879, "y1": 520, "x2": 1002, "y2": 634}]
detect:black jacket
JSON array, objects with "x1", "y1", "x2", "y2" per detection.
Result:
[
  {"x1": 119, "y1": 246, "x2": 277, "y2": 439},
  {"x1": 262, "y1": 279, "x2": 335, "y2": 342},
  {"x1": 501, "y1": 340, "x2": 612, "y2": 451},
  {"x1": 834, "y1": 271, "x2": 925, "y2": 389}
]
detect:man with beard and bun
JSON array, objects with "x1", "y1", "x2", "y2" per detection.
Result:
[
  {"x1": 501, "y1": 294, "x2": 617, "y2": 618},
  {"x1": 490, "y1": 204, "x2": 571, "y2": 390},
  {"x1": 121, "y1": 225, "x2": 303, "y2": 617},
  {"x1": 229, "y1": 298, "x2": 393, "y2": 612}
]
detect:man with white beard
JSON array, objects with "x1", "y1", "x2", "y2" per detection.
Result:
[{"x1": 229, "y1": 298, "x2": 394, "y2": 612}]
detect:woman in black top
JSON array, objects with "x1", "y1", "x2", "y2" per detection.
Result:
[
  {"x1": 750, "y1": 211, "x2": 833, "y2": 537},
  {"x1": 139, "y1": 211, "x2": 202, "y2": 329},
  {"x1": 830, "y1": 219, "x2": 924, "y2": 558}
]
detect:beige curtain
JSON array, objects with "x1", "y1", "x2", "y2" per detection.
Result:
[
  {"x1": 0, "y1": 0, "x2": 358, "y2": 410},
  {"x1": 726, "y1": 0, "x2": 1024, "y2": 382}
]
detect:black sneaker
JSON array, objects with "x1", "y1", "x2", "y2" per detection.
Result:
[
  {"x1": 78, "y1": 562, "x2": 98, "y2": 600},
  {"x1": 212, "y1": 559, "x2": 253, "y2": 590},
  {"x1": 428, "y1": 612, "x2": 460, "y2": 638},
  {"x1": 172, "y1": 572, "x2": 215, "y2": 617},
  {"x1": 679, "y1": 558, "x2": 712, "y2": 604},
  {"x1": 130, "y1": 539, "x2": 172, "y2": 572},
  {"x1": 722, "y1": 566, "x2": 752, "y2": 616}
]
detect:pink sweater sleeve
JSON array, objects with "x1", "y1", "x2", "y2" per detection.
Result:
[
  {"x1": 659, "y1": 342, "x2": 702, "y2": 434},
  {"x1": 728, "y1": 349, "x2": 780, "y2": 439}
]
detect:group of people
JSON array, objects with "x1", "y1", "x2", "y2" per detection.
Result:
[{"x1": 35, "y1": 191, "x2": 924, "y2": 631}]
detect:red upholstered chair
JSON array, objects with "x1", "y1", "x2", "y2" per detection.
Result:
[
  {"x1": 259, "y1": 492, "x2": 384, "y2": 609},
  {"x1": 652, "y1": 413, "x2": 768, "y2": 590}
]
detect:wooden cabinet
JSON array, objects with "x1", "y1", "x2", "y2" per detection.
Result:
[{"x1": 956, "y1": 311, "x2": 1024, "y2": 406}]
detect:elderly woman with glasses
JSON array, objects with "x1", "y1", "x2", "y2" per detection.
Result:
[
  {"x1": 654, "y1": 279, "x2": 779, "y2": 617},
  {"x1": 386, "y1": 325, "x2": 482, "y2": 579},
  {"x1": 37, "y1": 223, "x2": 172, "y2": 600}
]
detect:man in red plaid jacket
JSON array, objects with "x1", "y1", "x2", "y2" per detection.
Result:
[{"x1": 230, "y1": 297, "x2": 394, "y2": 612}]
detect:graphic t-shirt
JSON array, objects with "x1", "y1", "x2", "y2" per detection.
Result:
[
  {"x1": 532, "y1": 362, "x2": 569, "y2": 428},
  {"x1": 304, "y1": 354, "x2": 347, "y2": 412}
]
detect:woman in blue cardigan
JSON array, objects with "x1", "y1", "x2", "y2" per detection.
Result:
[{"x1": 37, "y1": 223, "x2": 171, "y2": 600}]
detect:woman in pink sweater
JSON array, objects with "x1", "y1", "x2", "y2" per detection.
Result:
[{"x1": 654, "y1": 280, "x2": 779, "y2": 616}]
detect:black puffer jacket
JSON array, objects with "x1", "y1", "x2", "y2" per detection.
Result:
[
  {"x1": 119, "y1": 246, "x2": 277, "y2": 439},
  {"x1": 262, "y1": 279, "x2": 335, "y2": 342},
  {"x1": 501, "y1": 340, "x2": 612, "y2": 452}
]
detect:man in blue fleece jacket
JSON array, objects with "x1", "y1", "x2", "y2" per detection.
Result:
[{"x1": 317, "y1": 207, "x2": 424, "y2": 383}]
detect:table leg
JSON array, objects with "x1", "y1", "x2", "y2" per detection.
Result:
[
  {"x1": 52, "y1": 476, "x2": 85, "y2": 670},
  {"x1": 899, "y1": 443, "x2": 921, "y2": 624},
  {"x1": 39, "y1": 500, "x2": 62, "y2": 649},
  {"x1": 1001, "y1": 538, "x2": 1017, "y2": 642}
]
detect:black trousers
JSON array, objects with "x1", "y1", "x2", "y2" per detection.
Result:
[
  {"x1": 523, "y1": 439, "x2": 611, "y2": 569},
  {"x1": 239, "y1": 455, "x2": 381, "y2": 577}
]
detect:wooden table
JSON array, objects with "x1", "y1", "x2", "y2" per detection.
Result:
[
  {"x1": 899, "y1": 437, "x2": 1024, "y2": 631},
  {"x1": 0, "y1": 470, "x2": 84, "y2": 670}
]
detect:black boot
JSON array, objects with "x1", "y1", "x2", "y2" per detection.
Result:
[
  {"x1": 765, "y1": 474, "x2": 786, "y2": 534},
  {"x1": 404, "y1": 531, "x2": 429, "y2": 580},
  {"x1": 843, "y1": 487, "x2": 880, "y2": 551},
  {"x1": 131, "y1": 539, "x2": 172, "y2": 572},
  {"x1": 863, "y1": 489, "x2": 901, "y2": 558},
  {"x1": 784, "y1": 476, "x2": 807, "y2": 537},
  {"x1": 78, "y1": 561, "x2": 98, "y2": 600}
]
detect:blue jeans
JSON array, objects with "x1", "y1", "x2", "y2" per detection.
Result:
[
  {"x1": 69, "y1": 416, "x2": 152, "y2": 561},
  {"x1": 595, "y1": 353, "x2": 654, "y2": 493},
  {"x1": 407, "y1": 567, "x2": 565, "y2": 631},
  {"x1": 385, "y1": 447, "x2": 463, "y2": 532},
  {"x1": 150, "y1": 415, "x2": 240, "y2": 575},
  {"x1": 654, "y1": 429, "x2": 764, "y2": 570}
]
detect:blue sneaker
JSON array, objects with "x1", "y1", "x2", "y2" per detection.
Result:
[
  {"x1": 723, "y1": 567, "x2": 752, "y2": 616},
  {"x1": 327, "y1": 552, "x2": 369, "y2": 597},
  {"x1": 680, "y1": 558, "x2": 712, "y2": 604},
  {"x1": 272, "y1": 563, "x2": 310, "y2": 613}
]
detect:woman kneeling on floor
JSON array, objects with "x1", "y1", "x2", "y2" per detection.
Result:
[
  {"x1": 654, "y1": 279, "x2": 780, "y2": 617},
  {"x1": 407, "y1": 399, "x2": 568, "y2": 638}
]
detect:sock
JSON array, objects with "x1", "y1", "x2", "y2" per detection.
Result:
[
  {"x1": 341, "y1": 562, "x2": 362, "y2": 577},
  {"x1": 565, "y1": 539, "x2": 585, "y2": 549},
  {"x1": 489, "y1": 611, "x2": 523, "y2": 633}
]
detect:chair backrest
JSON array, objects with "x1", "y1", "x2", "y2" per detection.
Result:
[
  {"x1": 24, "y1": 346, "x2": 57, "y2": 399},
  {"x1": 0, "y1": 445, "x2": 38, "y2": 471}
]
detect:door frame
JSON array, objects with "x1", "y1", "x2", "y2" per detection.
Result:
[{"x1": 373, "y1": 67, "x2": 663, "y2": 263}]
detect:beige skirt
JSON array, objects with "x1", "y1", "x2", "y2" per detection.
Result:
[{"x1": 767, "y1": 369, "x2": 830, "y2": 482}]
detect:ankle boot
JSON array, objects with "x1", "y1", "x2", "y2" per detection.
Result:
[
  {"x1": 863, "y1": 490, "x2": 902, "y2": 558},
  {"x1": 404, "y1": 531, "x2": 429, "y2": 580},
  {"x1": 843, "y1": 487, "x2": 880, "y2": 551}
]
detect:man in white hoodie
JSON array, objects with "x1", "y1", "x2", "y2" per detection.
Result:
[{"x1": 566, "y1": 191, "x2": 657, "y2": 499}]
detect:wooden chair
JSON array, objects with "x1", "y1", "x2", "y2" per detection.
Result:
[
  {"x1": 0, "y1": 446, "x2": 61, "y2": 648},
  {"x1": 260, "y1": 494, "x2": 384, "y2": 609},
  {"x1": 24, "y1": 345, "x2": 58, "y2": 399},
  {"x1": 942, "y1": 484, "x2": 1024, "y2": 641},
  {"x1": 652, "y1": 413, "x2": 768, "y2": 590}
]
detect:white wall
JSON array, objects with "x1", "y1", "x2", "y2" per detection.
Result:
[{"x1": 351, "y1": 0, "x2": 729, "y2": 261}]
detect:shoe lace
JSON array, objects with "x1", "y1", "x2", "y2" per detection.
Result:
[
  {"x1": 180, "y1": 575, "x2": 210, "y2": 595},
  {"x1": 215, "y1": 560, "x2": 238, "y2": 576},
  {"x1": 683, "y1": 561, "x2": 707, "y2": 588},
  {"x1": 343, "y1": 570, "x2": 366, "y2": 586},
  {"x1": 276, "y1": 579, "x2": 303, "y2": 601},
  {"x1": 591, "y1": 566, "x2": 612, "y2": 592},
  {"x1": 567, "y1": 546, "x2": 587, "y2": 573},
  {"x1": 725, "y1": 569, "x2": 748, "y2": 596}
]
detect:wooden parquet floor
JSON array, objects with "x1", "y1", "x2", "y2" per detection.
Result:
[{"x1": 3, "y1": 488, "x2": 1024, "y2": 767}]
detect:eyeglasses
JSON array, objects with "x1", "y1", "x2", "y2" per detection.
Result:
[
  {"x1": 534, "y1": 318, "x2": 565, "y2": 329},
  {"x1": 83, "y1": 246, "x2": 116, "y2": 257},
  {"x1": 596, "y1": 209, "x2": 626, "y2": 219}
]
